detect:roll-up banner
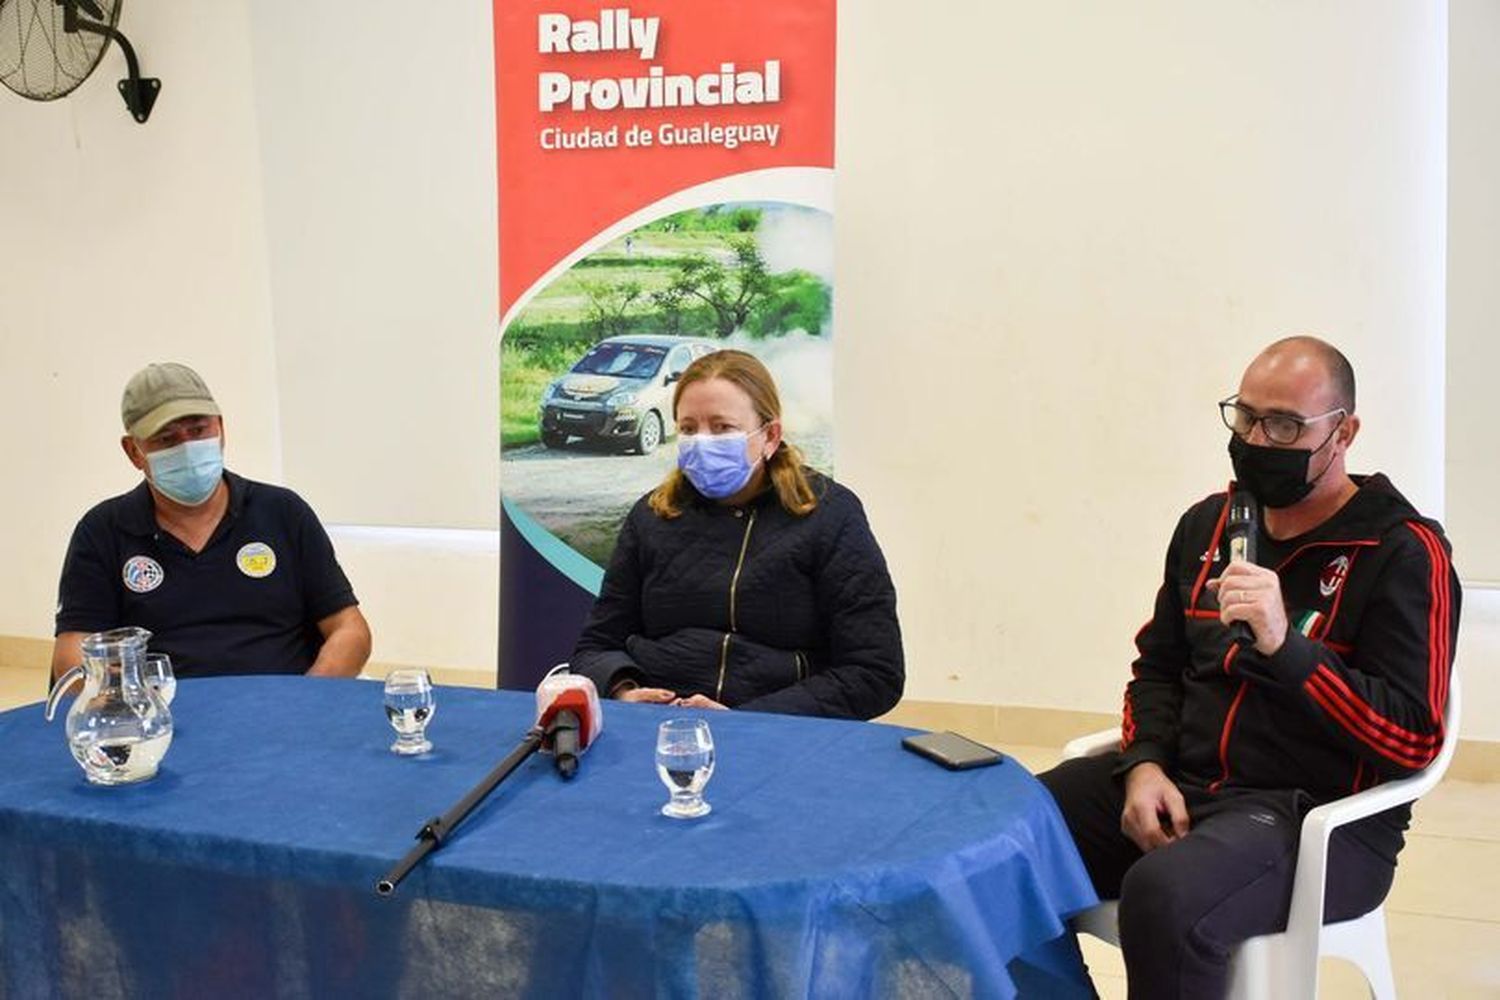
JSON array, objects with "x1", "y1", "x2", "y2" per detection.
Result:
[{"x1": 496, "y1": 2, "x2": 836, "y2": 688}]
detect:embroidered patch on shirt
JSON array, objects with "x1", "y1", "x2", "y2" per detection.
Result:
[
  {"x1": 1319, "y1": 554, "x2": 1351, "y2": 598},
  {"x1": 236, "y1": 542, "x2": 277, "y2": 579},
  {"x1": 122, "y1": 555, "x2": 164, "y2": 594},
  {"x1": 1293, "y1": 609, "x2": 1325, "y2": 638}
]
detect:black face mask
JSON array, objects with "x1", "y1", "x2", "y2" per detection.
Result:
[{"x1": 1227, "y1": 432, "x2": 1336, "y2": 509}]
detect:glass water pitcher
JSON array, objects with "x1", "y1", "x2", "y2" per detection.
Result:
[{"x1": 44, "y1": 627, "x2": 174, "y2": 784}]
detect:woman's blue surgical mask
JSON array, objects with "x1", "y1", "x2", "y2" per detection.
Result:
[
  {"x1": 678, "y1": 427, "x2": 766, "y2": 499},
  {"x1": 146, "y1": 437, "x2": 224, "y2": 506}
]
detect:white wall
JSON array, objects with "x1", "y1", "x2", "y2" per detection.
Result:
[
  {"x1": 0, "y1": 0, "x2": 282, "y2": 635},
  {"x1": 0, "y1": 0, "x2": 502, "y2": 680},
  {"x1": 1446, "y1": 0, "x2": 1500, "y2": 740},
  {"x1": 1, "y1": 2, "x2": 1491, "y2": 737},
  {"x1": 838, "y1": 1, "x2": 1456, "y2": 716},
  {"x1": 326, "y1": 527, "x2": 497, "y2": 673},
  {"x1": 247, "y1": 0, "x2": 500, "y2": 531},
  {"x1": 1448, "y1": 0, "x2": 1500, "y2": 585}
]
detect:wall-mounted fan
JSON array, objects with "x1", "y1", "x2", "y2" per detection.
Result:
[{"x1": 0, "y1": 0, "x2": 159, "y2": 123}]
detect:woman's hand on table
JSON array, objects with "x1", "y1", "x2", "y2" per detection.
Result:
[
  {"x1": 616, "y1": 686, "x2": 678, "y2": 704},
  {"x1": 674, "y1": 694, "x2": 728, "y2": 711}
]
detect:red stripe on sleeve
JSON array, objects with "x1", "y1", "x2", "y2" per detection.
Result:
[
  {"x1": 1406, "y1": 522, "x2": 1452, "y2": 724},
  {"x1": 1313, "y1": 665, "x2": 1441, "y2": 748},
  {"x1": 1412, "y1": 524, "x2": 1442, "y2": 720},
  {"x1": 1305, "y1": 673, "x2": 1436, "y2": 768}
]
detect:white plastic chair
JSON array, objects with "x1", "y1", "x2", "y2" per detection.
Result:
[{"x1": 1061, "y1": 670, "x2": 1461, "y2": 1000}]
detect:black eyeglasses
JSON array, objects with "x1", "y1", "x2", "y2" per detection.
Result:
[{"x1": 1219, "y1": 396, "x2": 1345, "y2": 446}]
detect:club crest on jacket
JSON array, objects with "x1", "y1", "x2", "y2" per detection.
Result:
[{"x1": 1320, "y1": 554, "x2": 1351, "y2": 598}]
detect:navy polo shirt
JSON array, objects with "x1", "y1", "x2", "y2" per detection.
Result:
[{"x1": 55, "y1": 471, "x2": 359, "y2": 678}]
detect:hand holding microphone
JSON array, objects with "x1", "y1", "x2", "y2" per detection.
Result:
[
  {"x1": 1208, "y1": 492, "x2": 1289, "y2": 656},
  {"x1": 1224, "y1": 493, "x2": 1259, "y2": 647}
]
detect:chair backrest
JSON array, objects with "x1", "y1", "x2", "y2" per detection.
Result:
[
  {"x1": 1076, "y1": 667, "x2": 1462, "y2": 999},
  {"x1": 1273, "y1": 664, "x2": 1462, "y2": 999}
]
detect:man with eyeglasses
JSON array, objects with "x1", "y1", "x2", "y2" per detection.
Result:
[
  {"x1": 1040, "y1": 336, "x2": 1459, "y2": 998},
  {"x1": 51, "y1": 363, "x2": 372, "y2": 683}
]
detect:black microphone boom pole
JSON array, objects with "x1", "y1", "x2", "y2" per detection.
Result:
[{"x1": 376, "y1": 727, "x2": 545, "y2": 896}]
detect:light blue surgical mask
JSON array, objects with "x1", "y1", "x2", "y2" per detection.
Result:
[
  {"x1": 146, "y1": 437, "x2": 224, "y2": 506},
  {"x1": 677, "y1": 427, "x2": 767, "y2": 499}
]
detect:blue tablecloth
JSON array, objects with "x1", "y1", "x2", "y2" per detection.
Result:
[{"x1": 0, "y1": 677, "x2": 1096, "y2": 998}]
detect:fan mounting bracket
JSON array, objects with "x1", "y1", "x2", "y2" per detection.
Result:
[
  {"x1": 117, "y1": 76, "x2": 159, "y2": 123},
  {"x1": 62, "y1": 0, "x2": 160, "y2": 124}
]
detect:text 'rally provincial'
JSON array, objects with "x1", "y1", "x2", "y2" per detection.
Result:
[{"x1": 535, "y1": 9, "x2": 784, "y2": 144}]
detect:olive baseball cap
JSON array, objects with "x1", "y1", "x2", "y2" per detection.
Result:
[{"x1": 121, "y1": 363, "x2": 221, "y2": 440}]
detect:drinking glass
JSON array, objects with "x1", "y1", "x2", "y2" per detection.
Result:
[
  {"x1": 140, "y1": 652, "x2": 176, "y2": 706},
  {"x1": 655, "y1": 718, "x2": 715, "y2": 819},
  {"x1": 384, "y1": 669, "x2": 435, "y2": 755}
]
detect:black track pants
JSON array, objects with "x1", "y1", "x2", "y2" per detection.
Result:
[{"x1": 1039, "y1": 753, "x2": 1395, "y2": 999}]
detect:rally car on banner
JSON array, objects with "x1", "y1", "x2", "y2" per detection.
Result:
[{"x1": 539, "y1": 335, "x2": 721, "y2": 454}]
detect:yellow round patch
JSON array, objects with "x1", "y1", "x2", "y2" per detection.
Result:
[{"x1": 236, "y1": 542, "x2": 277, "y2": 579}]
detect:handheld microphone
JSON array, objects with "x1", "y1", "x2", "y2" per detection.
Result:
[
  {"x1": 1225, "y1": 491, "x2": 1259, "y2": 647},
  {"x1": 535, "y1": 673, "x2": 602, "y2": 780}
]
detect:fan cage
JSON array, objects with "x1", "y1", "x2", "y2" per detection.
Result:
[{"x1": 0, "y1": 0, "x2": 122, "y2": 102}]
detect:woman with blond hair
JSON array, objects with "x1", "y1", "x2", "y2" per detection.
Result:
[{"x1": 571, "y1": 349, "x2": 904, "y2": 719}]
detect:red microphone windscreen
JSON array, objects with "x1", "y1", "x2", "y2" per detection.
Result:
[{"x1": 537, "y1": 686, "x2": 597, "y2": 749}]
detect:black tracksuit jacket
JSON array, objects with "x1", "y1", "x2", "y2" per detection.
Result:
[
  {"x1": 1118, "y1": 474, "x2": 1460, "y2": 860},
  {"x1": 571, "y1": 472, "x2": 905, "y2": 719}
]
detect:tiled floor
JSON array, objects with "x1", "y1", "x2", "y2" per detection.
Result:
[{"x1": 4, "y1": 663, "x2": 1497, "y2": 997}]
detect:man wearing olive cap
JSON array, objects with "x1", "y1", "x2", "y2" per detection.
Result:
[{"x1": 51, "y1": 363, "x2": 372, "y2": 681}]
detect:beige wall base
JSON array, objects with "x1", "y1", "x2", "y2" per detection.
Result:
[
  {"x1": 879, "y1": 699, "x2": 1119, "y2": 753},
  {"x1": 7, "y1": 636, "x2": 1496, "y2": 782},
  {"x1": 0, "y1": 639, "x2": 498, "y2": 692},
  {"x1": 365, "y1": 661, "x2": 494, "y2": 690},
  {"x1": 0, "y1": 635, "x2": 50, "y2": 671},
  {"x1": 879, "y1": 698, "x2": 1500, "y2": 785}
]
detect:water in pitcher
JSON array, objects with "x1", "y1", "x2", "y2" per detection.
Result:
[
  {"x1": 46, "y1": 627, "x2": 174, "y2": 785},
  {"x1": 71, "y1": 732, "x2": 173, "y2": 785}
]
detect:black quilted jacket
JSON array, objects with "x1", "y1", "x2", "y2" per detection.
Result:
[{"x1": 571, "y1": 472, "x2": 904, "y2": 719}]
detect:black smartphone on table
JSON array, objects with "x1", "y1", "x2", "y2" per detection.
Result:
[{"x1": 901, "y1": 730, "x2": 1004, "y2": 770}]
